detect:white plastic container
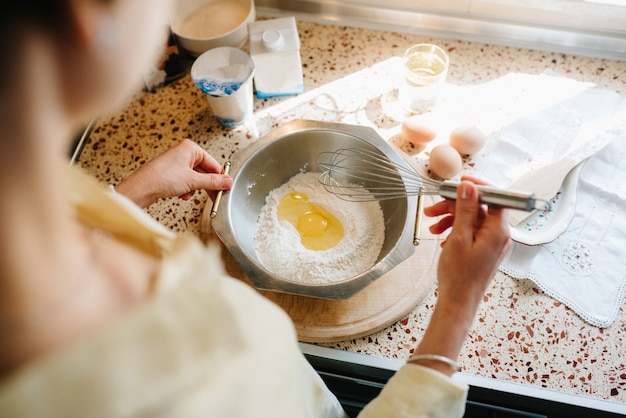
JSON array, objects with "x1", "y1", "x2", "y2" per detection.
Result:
[
  {"x1": 191, "y1": 47, "x2": 256, "y2": 128},
  {"x1": 248, "y1": 17, "x2": 304, "y2": 98}
]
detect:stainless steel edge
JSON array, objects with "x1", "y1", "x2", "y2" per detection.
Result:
[
  {"x1": 299, "y1": 342, "x2": 626, "y2": 415},
  {"x1": 70, "y1": 119, "x2": 97, "y2": 165},
  {"x1": 256, "y1": 0, "x2": 626, "y2": 62}
]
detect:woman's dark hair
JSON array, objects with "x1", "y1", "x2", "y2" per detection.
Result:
[
  {"x1": 0, "y1": 2, "x2": 73, "y2": 37},
  {"x1": 0, "y1": 2, "x2": 72, "y2": 89}
]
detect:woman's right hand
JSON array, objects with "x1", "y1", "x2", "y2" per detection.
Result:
[
  {"x1": 425, "y1": 176, "x2": 511, "y2": 312},
  {"x1": 409, "y1": 177, "x2": 511, "y2": 376}
]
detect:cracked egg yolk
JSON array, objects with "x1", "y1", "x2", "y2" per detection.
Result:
[{"x1": 277, "y1": 192, "x2": 344, "y2": 251}]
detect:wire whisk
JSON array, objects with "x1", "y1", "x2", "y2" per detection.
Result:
[{"x1": 318, "y1": 147, "x2": 542, "y2": 212}]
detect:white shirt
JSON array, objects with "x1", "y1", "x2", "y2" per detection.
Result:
[{"x1": 0, "y1": 168, "x2": 468, "y2": 417}]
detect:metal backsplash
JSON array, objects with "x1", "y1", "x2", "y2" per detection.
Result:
[{"x1": 256, "y1": 0, "x2": 626, "y2": 61}]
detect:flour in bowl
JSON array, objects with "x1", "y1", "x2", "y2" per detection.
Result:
[
  {"x1": 254, "y1": 172, "x2": 385, "y2": 284},
  {"x1": 179, "y1": 2, "x2": 248, "y2": 39}
]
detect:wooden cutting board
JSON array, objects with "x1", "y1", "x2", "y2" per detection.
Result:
[{"x1": 200, "y1": 204, "x2": 439, "y2": 343}]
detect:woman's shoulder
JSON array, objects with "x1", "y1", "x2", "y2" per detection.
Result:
[{"x1": 0, "y1": 238, "x2": 299, "y2": 417}]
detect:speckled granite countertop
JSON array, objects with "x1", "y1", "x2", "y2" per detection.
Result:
[{"x1": 77, "y1": 19, "x2": 626, "y2": 405}]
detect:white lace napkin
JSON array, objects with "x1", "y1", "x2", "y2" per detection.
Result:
[
  {"x1": 500, "y1": 122, "x2": 626, "y2": 328},
  {"x1": 444, "y1": 71, "x2": 626, "y2": 328}
]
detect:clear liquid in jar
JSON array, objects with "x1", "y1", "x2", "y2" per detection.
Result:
[
  {"x1": 405, "y1": 51, "x2": 447, "y2": 82},
  {"x1": 400, "y1": 49, "x2": 448, "y2": 113}
]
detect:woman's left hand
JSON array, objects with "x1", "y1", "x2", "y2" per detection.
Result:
[{"x1": 115, "y1": 139, "x2": 233, "y2": 208}]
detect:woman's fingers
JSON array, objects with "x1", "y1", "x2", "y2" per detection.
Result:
[
  {"x1": 449, "y1": 181, "x2": 480, "y2": 243},
  {"x1": 190, "y1": 172, "x2": 233, "y2": 202},
  {"x1": 459, "y1": 175, "x2": 489, "y2": 186},
  {"x1": 192, "y1": 144, "x2": 223, "y2": 174},
  {"x1": 424, "y1": 198, "x2": 455, "y2": 217},
  {"x1": 429, "y1": 215, "x2": 454, "y2": 234}
]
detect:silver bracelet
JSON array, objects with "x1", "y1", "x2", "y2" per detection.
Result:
[{"x1": 407, "y1": 353, "x2": 460, "y2": 372}]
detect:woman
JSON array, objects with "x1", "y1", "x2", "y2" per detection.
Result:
[{"x1": 0, "y1": 0, "x2": 511, "y2": 416}]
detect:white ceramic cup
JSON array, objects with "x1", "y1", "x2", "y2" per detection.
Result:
[
  {"x1": 191, "y1": 47, "x2": 255, "y2": 128},
  {"x1": 168, "y1": 0, "x2": 256, "y2": 56}
]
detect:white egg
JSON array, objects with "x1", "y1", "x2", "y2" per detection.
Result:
[
  {"x1": 429, "y1": 144, "x2": 462, "y2": 179},
  {"x1": 449, "y1": 126, "x2": 486, "y2": 155},
  {"x1": 401, "y1": 116, "x2": 437, "y2": 146}
]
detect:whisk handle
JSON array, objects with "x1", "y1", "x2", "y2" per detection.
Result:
[{"x1": 439, "y1": 182, "x2": 538, "y2": 212}]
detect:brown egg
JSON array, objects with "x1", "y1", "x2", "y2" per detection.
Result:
[
  {"x1": 429, "y1": 144, "x2": 462, "y2": 179},
  {"x1": 401, "y1": 116, "x2": 437, "y2": 146},
  {"x1": 449, "y1": 126, "x2": 486, "y2": 155}
]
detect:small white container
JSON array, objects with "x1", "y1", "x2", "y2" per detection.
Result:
[
  {"x1": 191, "y1": 47, "x2": 255, "y2": 128},
  {"x1": 248, "y1": 17, "x2": 304, "y2": 98}
]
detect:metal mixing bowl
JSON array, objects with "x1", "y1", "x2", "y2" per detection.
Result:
[{"x1": 211, "y1": 119, "x2": 417, "y2": 299}]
